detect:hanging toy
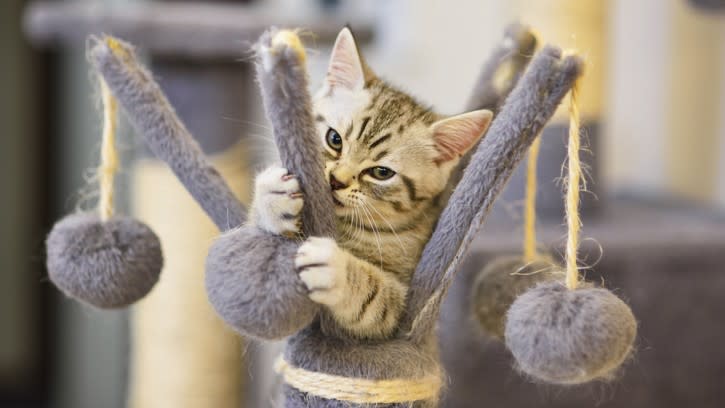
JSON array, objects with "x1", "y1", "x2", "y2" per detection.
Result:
[
  {"x1": 504, "y1": 80, "x2": 637, "y2": 384},
  {"x1": 45, "y1": 68, "x2": 163, "y2": 308},
  {"x1": 471, "y1": 134, "x2": 557, "y2": 340}
]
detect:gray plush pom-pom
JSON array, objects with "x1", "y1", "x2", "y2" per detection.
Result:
[
  {"x1": 471, "y1": 256, "x2": 557, "y2": 339},
  {"x1": 205, "y1": 226, "x2": 319, "y2": 340},
  {"x1": 46, "y1": 212, "x2": 163, "y2": 308},
  {"x1": 504, "y1": 281, "x2": 637, "y2": 385}
]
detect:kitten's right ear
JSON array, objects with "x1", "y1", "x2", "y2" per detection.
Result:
[
  {"x1": 430, "y1": 109, "x2": 493, "y2": 164},
  {"x1": 324, "y1": 27, "x2": 368, "y2": 92}
]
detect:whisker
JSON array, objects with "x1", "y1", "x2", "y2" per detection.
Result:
[
  {"x1": 365, "y1": 200, "x2": 407, "y2": 254},
  {"x1": 340, "y1": 208, "x2": 358, "y2": 243},
  {"x1": 352, "y1": 201, "x2": 364, "y2": 245},
  {"x1": 358, "y1": 201, "x2": 384, "y2": 271},
  {"x1": 343, "y1": 202, "x2": 362, "y2": 245}
]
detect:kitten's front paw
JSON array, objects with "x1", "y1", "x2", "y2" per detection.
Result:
[
  {"x1": 252, "y1": 166, "x2": 303, "y2": 236},
  {"x1": 295, "y1": 237, "x2": 347, "y2": 306}
]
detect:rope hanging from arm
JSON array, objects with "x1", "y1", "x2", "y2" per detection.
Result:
[
  {"x1": 564, "y1": 81, "x2": 583, "y2": 290},
  {"x1": 404, "y1": 47, "x2": 584, "y2": 343},
  {"x1": 89, "y1": 36, "x2": 246, "y2": 231},
  {"x1": 523, "y1": 135, "x2": 542, "y2": 262},
  {"x1": 97, "y1": 77, "x2": 119, "y2": 222}
]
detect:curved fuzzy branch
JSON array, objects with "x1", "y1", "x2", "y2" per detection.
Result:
[
  {"x1": 205, "y1": 29, "x2": 332, "y2": 339},
  {"x1": 404, "y1": 46, "x2": 584, "y2": 343},
  {"x1": 464, "y1": 22, "x2": 538, "y2": 113},
  {"x1": 89, "y1": 36, "x2": 246, "y2": 231},
  {"x1": 254, "y1": 29, "x2": 337, "y2": 237},
  {"x1": 450, "y1": 23, "x2": 538, "y2": 193}
]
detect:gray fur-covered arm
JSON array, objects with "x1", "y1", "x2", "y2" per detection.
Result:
[
  {"x1": 464, "y1": 22, "x2": 538, "y2": 113},
  {"x1": 254, "y1": 30, "x2": 337, "y2": 237},
  {"x1": 89, "y1": 37, "x2": 246, "y2": 231},
  {"x1": 206, "y1": 30, "x2": 336, "y2": 339},
  {"x1": 404, "y1": 46, "x2": 584, "y2": 342},
  {"x1": 452, "y1": 23, "x2": 538, "y2": 188}
]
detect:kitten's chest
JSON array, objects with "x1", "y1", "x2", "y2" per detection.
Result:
[{"x1": 336, "y1": 220, "x2": 428, "y2": 279}]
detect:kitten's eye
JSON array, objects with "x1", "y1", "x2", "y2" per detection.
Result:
[
  {"x1": 326, "y1": 128, "x2": 343, "y2": 152},
  {"x1": 367, "y1": 166, "x2": 396, "y2": 180}
]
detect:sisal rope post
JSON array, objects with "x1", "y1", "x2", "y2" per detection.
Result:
[
  {"x1": 522, "y1": 135, "x2": 542, "y2": 262},
  {"x1": 128, "y1": 145, "x2": 248, "y2": 408},
  {"x1": 98, "y1": 77, "x2": 119, "y2": 222},
  {"x1": 564, "y1": 80, "x2": 582, "y2": 290}
]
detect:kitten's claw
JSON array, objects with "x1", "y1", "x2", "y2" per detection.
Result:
[
  {"x1": 251, "y1": 166, "x2": 303, "y2": 236},
  {"x1": 295, "y1": 237, "x2": 346, "y2": 306}
]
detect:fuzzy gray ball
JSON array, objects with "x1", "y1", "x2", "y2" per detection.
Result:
[
  {"x1": 471, "y1": 256, "x2": 557, "y2": 339},
  {"x1": 46, "y1": 212, "x2": 163, "y2": 308},
  {"x1": 504, "y1": 281, "x2": 637, "y2": 385},
  {"x1": 205, "y1": 226, "x2": 319, "y2": 340}
]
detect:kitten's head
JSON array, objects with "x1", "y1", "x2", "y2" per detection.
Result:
[{"x1": 313, "y1": 28, "x2": 492, "y2": 226}]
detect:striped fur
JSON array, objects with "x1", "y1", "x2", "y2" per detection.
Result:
[{"x1": 254, "y1": 28, "x2": 491, "y2": 340}]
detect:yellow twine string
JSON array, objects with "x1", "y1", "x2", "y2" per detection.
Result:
[
  {"x1": 523, "y1": 135, "x2": 542, "y2": 262},
  {"x1": 564, "y1": 81, "x2": 582, "y2": 290},
  {"x1": 98, "y1": 77, "x2": 119, "y2": 222},
  {"x1": 274, "y1": 357, "x2": 441, "y2": 404}
]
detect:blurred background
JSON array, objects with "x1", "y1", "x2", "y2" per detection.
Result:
[{"x1": 2, "y1": 0, "x2": 725, "y2": 407}]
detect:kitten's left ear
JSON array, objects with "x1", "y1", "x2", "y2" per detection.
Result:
[
  {"x1": 430, "y1": 110, "x2": 493, "y2": 164},
  {"x1": 324, "y1": 27, "x2": 375, "y2": 93}
]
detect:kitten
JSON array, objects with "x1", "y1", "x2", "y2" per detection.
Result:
[{"x1": 250, "y1": 28, "x2": 492, "y2": 340}]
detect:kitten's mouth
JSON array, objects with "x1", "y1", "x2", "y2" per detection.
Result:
[{"x1": 331, "y1": 193, "x2": 344, "y2": 207}]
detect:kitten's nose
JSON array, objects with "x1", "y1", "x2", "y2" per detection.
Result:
[{"x1": 329, "y1": 173, "x2": 348, "y2": 190}]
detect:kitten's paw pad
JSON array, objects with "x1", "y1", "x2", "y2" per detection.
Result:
[
  {"x1": 295, "y1": 237, "x2": 346, "y2": 306},
  {"x1": 253, "y1": 166, "x2": 303, "y2": 235}
]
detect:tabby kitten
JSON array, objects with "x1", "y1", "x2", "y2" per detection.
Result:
[{"x1": 250, "y1": 28, "x2": 492, "y2": 340}]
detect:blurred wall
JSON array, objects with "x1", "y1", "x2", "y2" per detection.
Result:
[
  {"x1": 0, "y1": 0, "x2": 44, "y2": 399},
  {"x1": 608, "y1": 0, "x2": 725, "y2": 204},
  {"x1": 607, "y1": 0, "x2": 672, "y2": 196},
  {"x1": 719, "y1": 33, "x2": 725, "y2": 206},
  {"x1": 665, "y1": 0, "x2": 723, "y2": 203}
]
